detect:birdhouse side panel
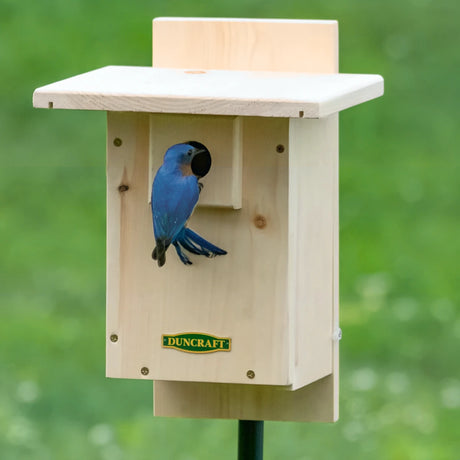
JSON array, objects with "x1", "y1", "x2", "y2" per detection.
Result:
[{"x1": 288, "y1": 115, "x2": 338, "y2": 390}]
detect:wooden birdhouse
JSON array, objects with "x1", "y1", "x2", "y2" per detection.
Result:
[{"x1": 33, "y1": 18, "x2": 383, "y2": 422}]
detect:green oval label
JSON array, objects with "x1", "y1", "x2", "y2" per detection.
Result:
[{"x1": 162, "y1": 332, "x2": 231, "y2": 354}]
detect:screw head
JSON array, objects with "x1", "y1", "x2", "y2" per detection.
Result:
[
  {"x1": 110, "y1": 334, "x2": 118, "y2": 343},
  {"x1": 113, "y1": 138, "x2": 122, "y2": 147},
  {"x1": 141, "y1": 367, "x2": 149, "y2": 376},
  {"x1": 276, "y1": 144, "x2": 285, "y2": 153},
  {"x1": 246, "y1": 370, "x2": 255, "y2": 379}
]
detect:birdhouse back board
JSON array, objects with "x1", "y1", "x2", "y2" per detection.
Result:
[
  {"x1": 152, "y1": 18, "x2": 338, "y2": 74},
  {"x1": 154, "y1": 374, "x2": 338, "y2": 422}
]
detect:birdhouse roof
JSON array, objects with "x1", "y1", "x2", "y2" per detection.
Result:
[{"x1": 33, "y1": 65, "x2": 383, "y2": 118}]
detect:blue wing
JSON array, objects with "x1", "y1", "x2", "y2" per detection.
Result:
[{"x1": 151, "y1": 167, "x2": 199, "y2": 243}]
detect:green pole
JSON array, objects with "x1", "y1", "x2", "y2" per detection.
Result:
[{"x1": 238, "y1": 420, "x2": 264, "y2": 460}]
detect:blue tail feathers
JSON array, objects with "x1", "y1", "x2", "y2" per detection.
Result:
[
  {"x1": 173, "y1": 227, "x2": 227, "y2": 264},
  {"x1": 172, "y1": 241, "x2": 193, "y2": 265}
]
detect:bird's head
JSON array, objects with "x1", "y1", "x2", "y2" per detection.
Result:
[{"x1": 163, "y1": 141, "x2": 211, "y2": 178}]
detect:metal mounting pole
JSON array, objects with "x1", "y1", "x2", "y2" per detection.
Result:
[{"x1": 238, "y1": 420, "x2": 264, "y2": 460}]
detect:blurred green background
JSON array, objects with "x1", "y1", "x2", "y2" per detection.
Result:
[{"x1": 1, "y1": 0, "x2": 459, "y2": 458}]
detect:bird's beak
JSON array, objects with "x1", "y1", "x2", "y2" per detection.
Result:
[{"x1": 191, "y1": 148, "x2": 212, "y2": 178}]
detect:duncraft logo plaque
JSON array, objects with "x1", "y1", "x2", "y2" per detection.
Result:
[{"x1": 162, "y1": 332, "x2": 231, "y2": 354}]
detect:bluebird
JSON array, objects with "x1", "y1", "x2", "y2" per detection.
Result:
[{"x1": 151, "y1": 141, "x2": 227, "y2": 267}]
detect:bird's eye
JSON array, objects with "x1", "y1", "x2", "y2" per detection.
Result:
[{"x1": 187, "y1": 150, "x2": 193, "y2": 156}]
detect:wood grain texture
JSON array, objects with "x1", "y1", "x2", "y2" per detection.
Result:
[
  {"x1": 106, "y1": 112, "x2": 152, "y2": 377},
  {"x1": 153, "y1": 18, "x2": 338, "y2": 73},
  {"x1": 288, "y1": 115, "x2": 337, "y2": 390},
  {"x1": 106, "y1": 115, "x2": 293, "y2": 386},
  {"x1": 154, "y1": 375, "x2": 336, "y2": 422},
  {"x1": 32, "y1": 66, "x2": 383, "y2": 118}
]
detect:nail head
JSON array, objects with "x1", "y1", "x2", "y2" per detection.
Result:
[{"x1": 246, "y1": 370, "x2": 255, "y2": 379}]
